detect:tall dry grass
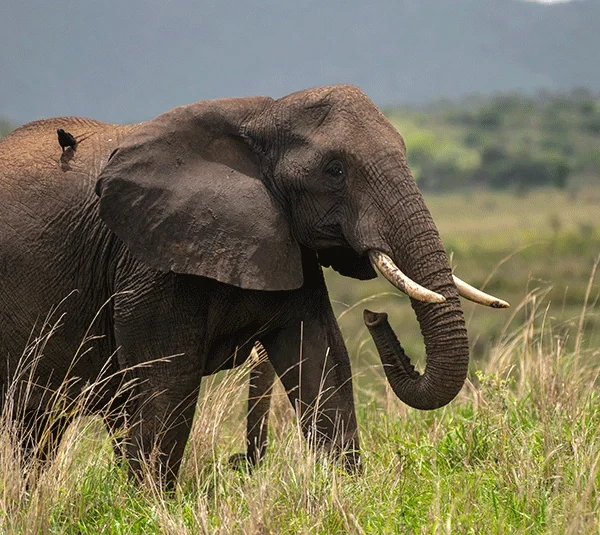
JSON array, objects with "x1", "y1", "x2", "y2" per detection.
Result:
[{"x1": 0, "y1": 271, "x2": 598, "y2": 533}]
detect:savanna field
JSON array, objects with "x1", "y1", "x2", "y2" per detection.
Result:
[
  {"x1": 1, "y1": 94, "x2": 600, "y2": 533},
  {"x1": 0, "y1": 187, "x2": 598, "y2": 534}
]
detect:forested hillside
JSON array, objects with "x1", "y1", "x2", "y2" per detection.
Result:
[
  {"x1": 2, "y1": 0, "x2": 600, "y2": 124},
  {"x1": 388, "y1": 89, "x2": 600, "y2": 191}
]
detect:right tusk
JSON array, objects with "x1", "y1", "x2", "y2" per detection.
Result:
[
  {"x1": 368, "y1": 250, "x2": 446, "y2": 304},
  {"x1": 453, "y1": 275, "x2": 510, "y2": 308}
]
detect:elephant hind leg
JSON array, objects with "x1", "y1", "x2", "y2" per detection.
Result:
[
  {"x1": 18, "y1": 409, "x2": 73, "y2": 468},
  {"x1": 229, "y1": 348, "x2": 276, "y2": 470},
  {"x1": 102, "y1": 397, "x2": 129, "y2": 461}
]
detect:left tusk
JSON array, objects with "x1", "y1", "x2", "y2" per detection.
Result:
[
  {"x1": 368, "y1": 250, "x2": 446, "y2": 303},
  {"x1": 453, "y1": 275, "x2": 510, "y2": 308}
]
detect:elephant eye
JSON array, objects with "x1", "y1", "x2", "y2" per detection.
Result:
[{"x1": 324, "y1": 159, "x2": 346, "y2": 180}]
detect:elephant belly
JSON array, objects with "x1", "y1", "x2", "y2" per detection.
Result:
[
  {"x1": 204, "y1": 337, "x2": 254, "y2": 375},
  {"x1": 0, "y1": 214, "x2": 117, "y2": 413},
  {"x1": 0, "y1": 283, "x2": 118, "y2": 413}
]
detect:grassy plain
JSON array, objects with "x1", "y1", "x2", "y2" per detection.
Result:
[{"x1": 1, "y1": 188, "x2": 599, "y2": 534}]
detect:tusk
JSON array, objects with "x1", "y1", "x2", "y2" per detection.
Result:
[
  {"x1": 368, "y1": 250, "x2": 446, "y2": 303},
  {"x1": 453, "y1": 275, "x2": 510, "y2": 308}
]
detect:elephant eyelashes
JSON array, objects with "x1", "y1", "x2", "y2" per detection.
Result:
[{"x1": 324, "y1": 159, "x2": 346, "y2": 181}]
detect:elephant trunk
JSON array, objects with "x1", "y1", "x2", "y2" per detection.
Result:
[{"x1": 363, "y1": 177, "x2": 470, "y2": 410}]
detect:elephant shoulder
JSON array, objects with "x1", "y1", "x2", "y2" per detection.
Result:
[
  {"x1": 0, "y1": 117, "x2": 123, "y2": 193},
  {"x1": 0, "y1": 117, "x2": 126, "y2": 233},
  {"x1": 7, "y1": 116, "x2": 111, "y2": 137},
  {"x1": 3, "y1": 117, "x2": 115, "y2": 153}
]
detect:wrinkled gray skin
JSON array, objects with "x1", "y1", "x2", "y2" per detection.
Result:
[{"x1": 0, "y1": 85, "x2": 469, "y2": 486}]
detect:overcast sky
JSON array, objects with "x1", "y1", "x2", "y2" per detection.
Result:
[{"x1": 0, "y1": 0, "x2": 595, "y2": 125}]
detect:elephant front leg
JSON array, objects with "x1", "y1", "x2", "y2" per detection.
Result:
[
  {"x1": 259, "y1": 295, "x2": 360, "y2": 471},
  {"x1": 112, "y1": 280, "x2": 205, "y2": 488},
  {"x1": 118, "y1": 363, "x2": 202, "y2": 488}
]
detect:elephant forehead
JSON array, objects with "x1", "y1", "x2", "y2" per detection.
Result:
[
  {"x1": 300, "y1": 84, "x2": 371, "y2": 105},
  {"x1": 306, "y1": 113, "x2": 406, "y2": 159},
  {"x1": 307, "y1": 93, "x2": 400, "y2": 139},
  {"x1": 277, "y1": 85, "x2": 375, "y2": 118}
]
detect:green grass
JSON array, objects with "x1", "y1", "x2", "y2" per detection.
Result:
[
  {"x1": 1, "y1": 297, "x2": 598, "y2": 534},
  {"x1": 1, "y1": 187, "x2": 600, "y2": 533}
]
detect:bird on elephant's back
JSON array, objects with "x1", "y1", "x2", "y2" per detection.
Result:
[{"x1": 0, "y1": 85, "x2": 509, "y2": 487}]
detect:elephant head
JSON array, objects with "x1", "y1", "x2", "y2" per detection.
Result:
[{"x1": 96, "y1": 85, "x2": 507, "y2": 411}]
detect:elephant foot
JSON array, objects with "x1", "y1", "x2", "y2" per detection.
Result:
[{"x1": 228, "y1": 452, "x2": 259, "y2": 472}]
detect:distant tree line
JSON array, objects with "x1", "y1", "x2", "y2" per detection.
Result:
[
  {"x1": 385, "y1": 89, "x2": 600, "y2": 192},
  {"x1": 0, "y1": 119, "x2": 14, "y2": 138}
]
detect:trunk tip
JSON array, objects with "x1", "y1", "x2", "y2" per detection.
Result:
[{"x1": 363, "y1": 309, "x2": 388, "y2": 327}]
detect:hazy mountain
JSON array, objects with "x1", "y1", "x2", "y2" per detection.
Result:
[{"x1": 0, "y1": 0, "x2": 598, "y2": 125}]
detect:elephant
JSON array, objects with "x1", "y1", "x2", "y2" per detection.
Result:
[{"x1": 0, "y1": 85, "x2": 508, "y2": 486}]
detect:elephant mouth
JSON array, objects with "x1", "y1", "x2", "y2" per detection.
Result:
[
  {"x1": 316, "y1": 246, "x2": 377, "y2": 280},
  {"x1": 317, "y1": 246, "x2": 509, "y2": 309}
]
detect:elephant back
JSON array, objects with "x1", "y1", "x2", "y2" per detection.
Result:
[{"x1": 0, "y1": 117, "x2": 126, "y2": 217}]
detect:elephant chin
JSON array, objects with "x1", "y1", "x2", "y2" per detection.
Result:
[{"x1": 317, "y1": 247, "x2": 377, "y2": 280}]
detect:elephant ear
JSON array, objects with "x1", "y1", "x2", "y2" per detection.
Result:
[{"x1": 96, "y1": 97, "x2": 303, "y2": 291}]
